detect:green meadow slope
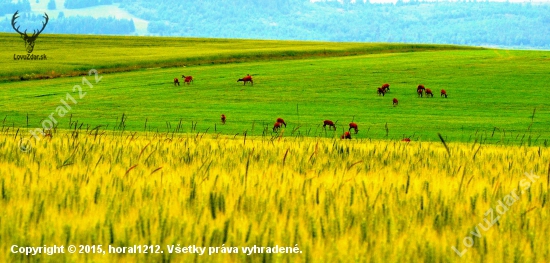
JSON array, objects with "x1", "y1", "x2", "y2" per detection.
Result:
[
  {"x1": 0, "y1": 33, "x2": 472, "y2": 81},
  {"x1": 1, "y1": 33, "x2": 549, "y2": 145}
]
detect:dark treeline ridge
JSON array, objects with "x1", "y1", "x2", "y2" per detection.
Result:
[
  {"x1": 0, "y1": 0, "x2": 549, "y2": 48},
  {"x1": 130, "y1": 0, "x2": 550, "y2": 48},
  {"x1": 0, "y1": 13, "x2": 134, "y2": 35},
  {"x1": 47, "y1": 14, "x2": 135, "y2": 35}
]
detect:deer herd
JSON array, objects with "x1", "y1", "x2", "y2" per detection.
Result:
[
  {"x1": 174, "y1": 75, "x2": 194, "y2": 86},
  {"x1": 174, "y1": 74, "x2": 256, "y2": 86},
  {"x1": 172, "y1": 75, "x2": 448, "y2": 140}
]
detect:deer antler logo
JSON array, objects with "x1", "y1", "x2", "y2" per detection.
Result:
[{"x1": 12, "y1": 10, "x2": 49, "y2": 53}]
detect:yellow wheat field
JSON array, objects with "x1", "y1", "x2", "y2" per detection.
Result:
[{"x1": 0, "y1": 131, "x2": 549, "y2": 262}]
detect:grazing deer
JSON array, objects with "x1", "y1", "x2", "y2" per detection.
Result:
[
  {"x1": 182, "y1": 75, "x2": 193, "y2": 85},
  {"x1": 441, "y1": 89, "x2": 448, "y2": 98},
  {"x1": 381, "y1": 83, "x2": 390, "y2": 92},
  {"x1": 341, "y1": 131, "x2": 352, "y2": 139},
  {"x1": 402, "y1": 138, "x2": 411, "y2": 142},
  {"x1": 349, "y1": 122, "x2": 358, "y2": 134},
  {"x1": 393, "y1": 98, "x2": 398, "y2": 106},
  {"x1": 12, "y1": 11, "x2": 49, "y2": 53},
  {"x1": 273, "y1": 122, "x2": 282, "y2": 132},
  {"x1": 425, "y1": 88, "x2": 434, "y2": 97},
  {"x1": 377, "y1": 87, "x2": 386, "y2": 96},
  {"x1": 417, "y1": 85, "x2": 426, "y2": 97},
  {"x1": 174, "y1": 78, "x2": 180, "y2": 86},
  {"x1": 237, "y1": 74, "x2": 253, "y2": 85},
  {"x1": 221, "y1": 114, "x2": 226, "y2": 124},
  {"x1": 323, "y1": 120, "x2": 336, "y2": 130},
  {"x1": 276, "y1": 118, "x2": 286, "y2": 127}
]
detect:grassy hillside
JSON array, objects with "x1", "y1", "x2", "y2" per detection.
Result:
[
  {"x1": 1, "y1": 34, "x2": 549, "y2": 144},
  {"x1": 1, "y1": 33, "x2": 476, "y2": 81}
]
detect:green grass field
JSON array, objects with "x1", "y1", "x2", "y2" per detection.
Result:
[
  {"x1": 1, "y1": 33, "x2": 471, "y2": 81},
  {"x1": 2, "y1": 33, "x2": 550, "y2": 263},
  {"x1": 1, "y1": 33, "x2": 550, "y2": 145}
]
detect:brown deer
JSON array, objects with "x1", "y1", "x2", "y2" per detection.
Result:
[
  {"x1": 276, "y1": 118, "x2": 286, "y2": 127},
  {"x1": 174, "y1": 78, "x2": 180, "y2": 86},
  {"x1": 341, "y1": 131, "x2": 352, "y2": 139},
  {"x1": 323, "y1": 120, "x2": 336, "y2": 130},
  {"x1": 221, "y1": 114, "x2": 226, "y2": 124},
  {"x1": 393, "y1": 98, "x2": 398, "y2": 106},
  {"x1": 425, "y1": 88, "x2": 434, "y2": 97},
  {"x1": 381, "y1": 83, "x2": 390, "y2": 92},
  {"x1": 349, "y1": 122, "x2": 358, "y2": 134},
  {"x1": 377, "y1": 87, "x2": 386, "y2": 96},
  {"x1": 441, "y1": 89, "x2": 448, "y2": 98},
  {"x1": 237, "y1": 74, "x2": 253, "y2": 85},
  {"x1": 417, "y1": 85, "x2": 426, "y2": 97},
  {"x1": 12, "y1": 11, "x2": 49, "y2": 53},
  {"x1": 182, "y1": 75, "x2": 193, "y2": 85},
  {"x1": 273, "y1": 122, "x2": 282, "y2": 132}
]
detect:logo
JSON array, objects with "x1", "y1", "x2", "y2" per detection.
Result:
[{"x1": 11, "y1": 10, "x2": 49, "y2": 53}]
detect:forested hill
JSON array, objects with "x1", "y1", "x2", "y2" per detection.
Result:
[
  {"x1": 1, "y1": 0, "x2": 549, "y2": 49},
  {"x1": 137, "y1": 0, "x2": 550, "y2": 49}
]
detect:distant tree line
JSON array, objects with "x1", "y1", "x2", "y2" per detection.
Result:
[
  {"x1": 121, "y1": 0, "x2": 550, "y2": 48},
  {"x1": 0, "y1": 12, "x2": 135, "y2": 35},
  {"x1": 48, "y1": 16, "x2": 135, "y2": 34},
  {"x1": 1, "y1": 0, "x2": 549, "y2": 48}
]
